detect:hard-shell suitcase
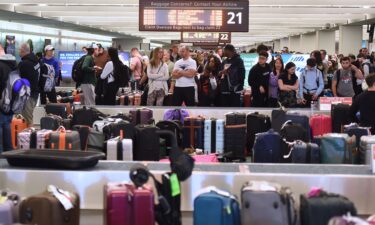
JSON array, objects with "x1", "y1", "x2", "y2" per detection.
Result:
[
  {"x1": 204, "y1": 119, "x2": 224, "y2": 154},
  {"x1": 310, "y1": 114, "x2": 332, "y2": 137},
  {"x1": 105, "y1": 137, "x2": 133, "y2": 161},
  {"x1": 87, "y1": 129, "x2": 105, "y2": 152},
  {"x1": 359, "y1": 135, "x2": 375, "y2": 165},
  {"x1": 71, "y1": 106, "x2": 107, "y2": 127},
  {"x1": 331, "y1": 104, "x2": 351, "y2": 133},
  {"x1": 45, "y1": 103, "x2": 73, "y2": 119},
  {"x1": 102, "y1": 120, "x2": 135, "y2": 140},
  {"x1": 0, "y1": 192, "x2": 20, "y2": 225},
  {"x1": 194, "y1": 187, "x2": 240, "y2": 225},
  {"x1": 130, "y1": 108, "x2": 153, "y2": 125},
  {"x1": 18, "y1": 128, "x2": 52, "y2": 149},
  {"x1": 246, "y1": 112, "x2": 271, "y2": 153},
  {"x1": 40, "y1": 114, "x2": 63, "y2": 130},
  {"x1": 280, "y1": 121, "x2": 309, "y2": 142},
  {"x1": 300, "y1": 190, "x2": 357, "y2": 225},
  {"x1": 285, "y1": 112, "x2": 311, "y2": 141},
  {"x1": 104, "y1": 182, "x2": 154, "y2": 225},
  {"x1": 183, "y1": 117, "x2": 204, "y2": 149},
  {"x1": 225, "y1": 112, "x2": 246, "y2": 126},
  {"x1": 320, "y1": 133, "x2": 356, "y2": 164},
  {"x1": 93, "y1": 118, "x2": 121, "y2": 133},
  {"x1": 19, "y1": 188, "x2": 80, "y2": 225},
  {"x1": 241, "y1": 181, "x2": 297, "y2": 225},
  {"x1": 156, "y1": 120, "x2": 183, "y2": 150},
  {"x1": 11, "y1": 115, "x2": 28, "y2": 149},
  {"x1": 224, "y1": 124, "x2": 247, "y2": 161},
  {"x1": 49, "y1": 126, "x2": 81, "y2": 150},
  {"x1": 285, "y1": 140, "x2": 321, "y2": 164},
  {"x1": 271, "y1": 108, "x2": 287, "y2": 133},
  {"x1": 344, "y1": 123, "x2": 371, "y2": 148},
  {"x1": 253, "y1": 129, "x2": 282, "y2": 163}
]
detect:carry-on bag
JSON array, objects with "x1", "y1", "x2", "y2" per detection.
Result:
[
  {"x1": 104, "y1": 182, "x2": 154, "y2": 225},
  {"x1": 359, "y1": 135, "x2": 375, "y2": 165},
  {"x1": 204, "y1": 119, "x2": 225, "y2": 154},
  {"x1": 194, "y1": 187, "x2": 240, "y2": 225},
  {"x1": 71, "y1": 106, "x2": 107, "y2": 127},
  {"x1": 93, "y1": 118, "x2": 122, "y2": 133},
  {"x1": 86, "y1": 128, "x2": 105, "y2": 152},
  {"x1": 344, "y1": 123, "x2": 371, "y2": 148},
  {"x1": 156, "y1": 120, "x2": 183, "y2": 150},
  {"x1": 320, "y1": 133, "x2": 356, "y2": 164},
  {"x1": 331, "y1": 104, "x2": 351, "y2": 133},
  {"x1": 163, "y1": 109, "x2": 190, "y2": 124},
  {"x1": 271, "y1": 107, "x2": 288, "y2": 133},
  {"x1": 285, "y1": 112, "x2": 311, "y2": 141},
  {"x1": 241, "y1": 181, "x2": 297, "y2": 225},
  {"x1": 284, "y1": 140, "x2": 320, "y2": 164},
  {"x1": 129, "y1": 108, "x2": 153, "y2": 125},
  {"x1": 246, "y1": 112, "x2": 271, "y2": 153},
  {"x1": 49, "y1": 126, "x2": 81, "y2": 150},
  {"x1": 40, "y1": 114, "x2": 63, "y2": 130},
  {"x1": 225, "y1": 112, "x2": 246, "y2": 126},
  {"x1": 11, "y1": 114, "x2": 28, "y2": 149},
  {"x1": 18, "y1": 128, "x2": 52, "y2": 149},
  {"x1": 0, "y1": 191, "x2": 20, "y2": 225},
  {"x1": 183, "y1": 117, "x2": 204, "y2": 150},
  {"x1": 102, "y1": 120, "x2": 135, "y2": 140},
  {"x1": 105, "y1": 137, "x2": 133, "y2": 161},
  {"x1": 310, "y1": 114, "x2": 332, "y2": 137},
  {"x1": 45, "y1": 103, "x2": 73, "y2": 119},
  {"x1": 224, "y1": 124, "x2": 247, "y2": 161},
  {"x1": 280, "y1": 121, "x2": 309, "y2": 142},
  {"x1": 253, "y1": 129, "x2": 283, "y2": 163},
  {"x1": 19, "y1": 186, "x2": 80, "y2": 225},
  {"x1": 300, "y1": 189, "x2": 357, "y2": 225}
]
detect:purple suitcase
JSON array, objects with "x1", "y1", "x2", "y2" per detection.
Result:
[
  {"x1": 0, "y1": 192, "x2": 20, "y2": 225},
  {"x1": 130, "y1": 108, "x2": 153, "y2": 126}
]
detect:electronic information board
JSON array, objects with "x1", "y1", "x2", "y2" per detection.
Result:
[
  {"x1": 139, "y1": 0, "x2": 249, "y2": 32},
  {"x1": 181, "y1": 32, "x2": 231, "y2": 44}
]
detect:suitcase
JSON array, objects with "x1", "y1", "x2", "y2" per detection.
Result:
[
  {"x1": 163, "y1": 109, "x2": 190, "y2": 124},
  {"x1": 320, "y1": 133, "x2": 356, "y2": 164},
  {"x1": 182, "y1": 117, "x2": 204, "y2": 149},
  {"x1": 87, "y1": 128, "x2": 105, "y2": 152},
  {"x1": 60, "y1": 96, "x2": 74, "y2": 104},
  {"x1": 243, "y1": 92, "x2": 251, "y2": 107},
  {"x1": 71, "y1": 106, "x2": 107, "y2": 127},
  {"x1": 300, "y1": 190, "x2": 357, "y2": 225},
  {"x1": 225, "y1": 112, "x2": 246, "y2": 125},
  {"x1": 49, "y1": 126, "x2": 81, "y2": 150},
  {"x1": 19, "y1": 188, "x2": 80, "y2": 225},
  {"x1": 93, "y1": 118, "x2": 122, "y2": 133},
  {"x1": 280, "y1": 121, "x2": 309, "y2": 142},
  {"x1": 253, "y1": 129, "x2": 282, "y2": 163},
  {"x1": 310, "y1": 114, "x2": 332, "y2": 137},
  {"x1": 285, "y1": 140, "x2": 321, "y2": 164},
  {"x1": 108, "y1": 113, "x2": 132, "y2": 122},
  {"x1": 40, "y1": 114, "x2": 63, "y2": 130},
  {"x1": 0, "y1": 192, "x2": 20, "y2": 225},
  {"x1": 331, "y1": 104, "x2": 351, "y2": 133},
  {"x1": 130, "y1": 108, "x2": 153, "y2": 125},
  {"x1": 105, "y1": 137, "x2": 133, "y2": 161},
  {"x1": 102, "y1": 120, "x2": 135, "y2": 140},
  {"x1": 194, "y1": 187, "x2": 240, "y2": 225},
  {"x1": 203, "y1": 119, "x2": 224, "y2": 154},
  {"x1": 104, "y1": 182, "x2": 154, "y2": 225},
  {"x1": 271, "y1": 108, "x2": 287, "y2": 133},
  {"x1": 246, "y1": 112, "x2": 271, "y2": 153},
  {"x1": 156, "y1": 120, "x2": 183, "y2": 150},
  {"x1": 11, "y1": 115, "x2": 28, "y2": 149},
  {"x1": 241, "y1": 181, "x2": 297, "y2": 225},
  {"x1": 224, "y1": 124, "x2": 247, "y2": 161},
  {"x1": 344, "y1": 123, "x2": 371, "y2": 148},
  {"x1": 285, "y1": 112, "x2": 311, "y2": 141},
  {"x1": 45, "y1": 103, "x2": 73, "y2": 119},
  {"x1": 359, "y1": 135, "x2": 375, "y2": 165},
  {"x1": 63, "y1": 118, "x2": 73, "y2": 130},
  {"x1": 18, "y1": 128, "x2": 52, "y2": 149}
]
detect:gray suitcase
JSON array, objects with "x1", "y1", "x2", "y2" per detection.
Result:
[
  {"x1": 0, "y1": 192, "x2": 20, "y2": 225},
  {"x1": 241, "y1": 181, "x2": 296, "y2": 225},
  {"x1": 360, "y1": 135, "x2": 375, "y2": 165},
  {"x1": 106, "y1": 137, "x2": 133, "y2": 161}
]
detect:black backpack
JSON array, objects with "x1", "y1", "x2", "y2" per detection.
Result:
[
  {"x1": 336, "y1": 69, "x2": 362, "y2": 95},
  {"x1": 115, "y1": 63, "x2": 131, "y2": 87},
  {"x1": 72, "y1": 55, "x2": 86, "y2": 83}
]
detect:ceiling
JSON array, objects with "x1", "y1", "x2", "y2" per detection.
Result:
[{"x1": 0, "y1": 0, "x2": 375, "y2": 47}]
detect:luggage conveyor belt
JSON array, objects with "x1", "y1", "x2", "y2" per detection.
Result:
[
  {"x1": 33, "y1": 105, "x2": 330, "y2": 125},
  {"x1": 0, "y1": 160, "x2": 374, "y2": 215}
]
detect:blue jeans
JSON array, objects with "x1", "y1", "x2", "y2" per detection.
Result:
[{"x1": 0, "y1": 112, "x2": 13, "y2": 153}]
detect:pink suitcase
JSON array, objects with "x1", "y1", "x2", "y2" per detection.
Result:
[
  {"x1": 104, "y1": 183, "x2": 154, "y2": 225},
  {"x1": 160, "y1": 154, "x2": 219, "y2": 163},
  {"x1": 17, "y1": 128, "x2": 52, "y2": 149},
  {"x1": 310, "y1": 114, "x2": 332, "y2": 137}
]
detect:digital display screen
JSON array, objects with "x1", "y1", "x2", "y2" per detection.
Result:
[
  {"x1": 182, "y1": 32, "x2": 231, "y2": 44},
  {"x1": 139, "y1": 0, "x2": 249, "y2": 32}
]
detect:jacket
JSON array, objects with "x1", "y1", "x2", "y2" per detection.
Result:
[
  {"x1": 248, "y1": 63, "x2": 271, "y2": 96},
  {"x1": 18, "y1": 53, "x2": 40, "y2": 98},
  {"x1": 0, "y1": 55, "x2": 17, "y2": 100},
  {"x1": 298, "y1": 66, "x2": 324, "y2": 98},
  {"x1": 81, "y1": 55, "x2": 97, "y2": 85},
  {"x1": 220, "y1": 54, "x2": 245, "y2": 93}
]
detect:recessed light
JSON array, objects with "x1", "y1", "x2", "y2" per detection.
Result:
[{"x1": 363, "y1": 5, "x2": 370, "y2": 9}]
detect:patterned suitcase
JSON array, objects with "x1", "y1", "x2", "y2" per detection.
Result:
[
  {"x1": 204, "y1": 119, "x2": 224, "y2": 154},
  {"x1": 49, "y1": 127, "x2": 81, "y2": 150},
  {"x1": 104, "y1": 182, "x2": 154, "y2": 225},
  {"x1": 0, "y1": 191, "x2": 20, "y2": 225},
  {"x1": 40, "y1": 115, "x2": 63, "y2": 130},
  {"x1": 129, "y1": 108, "x2": 153, "y2": 125},
  {"x1": 106, "y1": 137, "x2": 133, "y2": 161},
  {"x1": 183, "y1": 117, "x2": 204, "y2": 150},
  {"x1": 11, "y1": 115, "x2": 28, "y2": 149},
  {"x1": 18, "y1": 128, "x2": 52, "y2": 150},
  {"x1": 310, "y1": 114, "x2": 332, "y2": 137}
]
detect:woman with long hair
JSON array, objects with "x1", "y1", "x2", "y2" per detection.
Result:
[
  {"x1": 268, "y1": 58, "x2": 284, "y2": 107},
  {"x1": 278, "y1": 62, "x2": 299, "y2": 107},
  {"x1": 146, "y1": 47, "x2": 169, "y2": 106},
  {"x1": 100, "y1": 47, "x2": 130, "y2": 105},
  {"x1": 198, "y1": 55, "x2": 221, "y2": 106}
]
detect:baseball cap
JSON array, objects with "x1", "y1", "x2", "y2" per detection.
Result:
[
  {"x1": 87, "y1": 43, "x2": 98, "y2": 49},
  {"x1": 44, "y1": 45, "x2": 55, "y2": 51}
]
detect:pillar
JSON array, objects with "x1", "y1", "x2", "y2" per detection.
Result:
[
  {"x1": 289, "y1": 35, "x2": 301, "y2": 52},
  {"x1": 280, "y1": 37, "x2": 289, "y2": 50},
  {"x1": 339, "y1": 25, "x2": 363, "y2": 55},
  {"x1": 273, "y1": 39, "x2": 281, "y2": 52},
  {"x1": 317, "y1": 30, "x2": 336, "y2": 55},
  {"x1": 300, "y1": 33, "x2": 317, "y2": 54}
]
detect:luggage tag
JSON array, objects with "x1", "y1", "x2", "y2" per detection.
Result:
[
  {"x1": 47, "y1": 185, "x2": 75, "y2": 210},
  {"x1": 0, "y1": 191, "x2": 7, "y2": 204},
  {"x1": 170, "y1": 173, "x2": 180, "y2": 197}
]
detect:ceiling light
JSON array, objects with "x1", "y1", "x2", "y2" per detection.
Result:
[
  {"x1": 363, "y1": 6, "x2": 370, "y2": 9},
  {"x1": 38, "y1": 4, "x2": 47, "y2": 7}
]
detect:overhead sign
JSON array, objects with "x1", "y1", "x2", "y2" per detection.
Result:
[
  {"x1": 139, "y1": 0, "x2": 249, "y2": 32},
  {"x1": 182, "y1": 32, "x2": 231, "y2": 44}
]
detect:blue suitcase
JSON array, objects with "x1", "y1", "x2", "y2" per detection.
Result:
[
  {"x1": 285, "y1": 112, "x2": 311, "y2": 141},
  {"x1": 253, "y1": 129, "x2": 282, "y2": 163},
  {"x1": 194, "y1": 188, "x2": 240, "y2": 225},
  {"x1": 204, "y1": 119, "x2": 224, "y2": 155}
]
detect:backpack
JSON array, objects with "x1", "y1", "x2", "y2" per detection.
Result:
[
  {"x1": 0, "y1": 70, "x2": 31, "y2": 114},
  {"x1": 115, "y1": 63, "x2": 131, "y2": 87},
  {"x1": 39, "y1": 63, "x2": 55, "y2": 92},
  {"x1": 72, "y1": 55, "x2": 86, "y2": 83},
  {"x1": 336, "y1": 69, "x2": 362, "y2": 95}
]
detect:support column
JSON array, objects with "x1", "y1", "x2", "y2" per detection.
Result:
[
  {"x1": 280, "y1": 37, "x2": 289, "y2": 50},
  {"x1": 339, "y1": 25, "x2": 363, "y2": 55},
  {"x1": 317, "y1": 30, "x2": 336, "y2": 55},
  {"x1": 289, "y1": 35, "x2": 301, "y2": 52},
  {"x1": 273, "y1": 39, "x2": 281, "y2": 52},
  {"x1": 300, "y1": 33, "x2": 317, "y2": 54}
]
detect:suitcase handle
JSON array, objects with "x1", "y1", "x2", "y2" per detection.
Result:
[
  {"x1": 156, "y1": 130, "x2": 178, "y2": 150},
  {"x1": 57, "y1": 126, "x2": 66, "y2": 133}
]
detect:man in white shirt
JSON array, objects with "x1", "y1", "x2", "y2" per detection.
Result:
[{"x1": 172, "y1": 46, "x2": 197, "y2": 106}]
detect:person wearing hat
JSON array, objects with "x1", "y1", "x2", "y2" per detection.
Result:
[
  {"x1": 81, "y1": 43, "x2": 100, "y2": 105},
  {"x1": 40, "y1": 44, "x2": 58, "y2": 104}
]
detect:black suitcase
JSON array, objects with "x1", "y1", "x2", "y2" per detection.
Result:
[
  {"x1": 271, "y1": 108, "x2": 287, "y2": 132},
  {"x1": 285, "y1": 140, "x2": 320, "y2": 164},
  {"x1": 224, "y1": 124, "x2": 247, "y2": 161},
  {"x1": 280, "y1": 121, "x2": 309, "y2": 142},
  {"x1": 71, "y1": 106, "x2": 107, "y2": 127},
  {"x1": 40, "y1": 115, "x2": 63, "y2": 130},
  {"x1": 182, "y1": 117, "x2": 204, "y2": 149},
  {"x1": 331, "y1": 104, "x2": 351, "y2": 133},
  {"x1": 108, "y1": 113, "x2": 132, "y2": 122},
  {"x1": 285, "y1": 112, "x2": 311, "y2": 141},
  {"x1": 102, "y1": 120, "x2": 135, "y2": 140},
  {"x1": 156, "y1": 120, "x2": 183, "y2": 150},
  {"x1": 246, "y1": 112, "x2": 271, "y2": 153},
  {"x1": 225, "y1": 112, "x2": 246, "y2": 125},
  {"x1": 252, "y1": 129, "x2": 282, "y2": 163},
  {"x1": 45, "y1": 103, "x2": 73, "y2": 119}
]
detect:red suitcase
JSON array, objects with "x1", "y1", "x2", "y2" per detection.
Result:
[
  {"x1": 104, "y1": 183, "x2": 154, "y2": 225},
  {"x1": 310, "y1": 114, "x2": 332, "y2": 137}
]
